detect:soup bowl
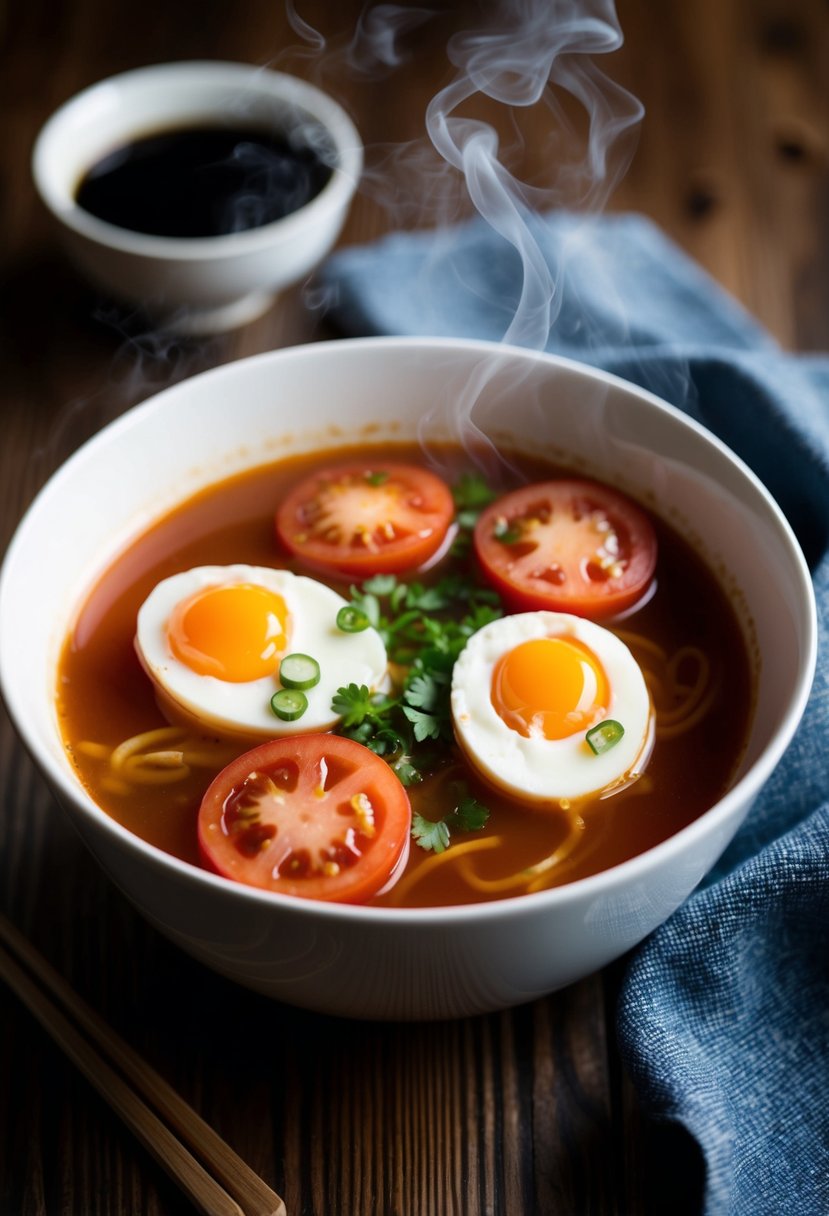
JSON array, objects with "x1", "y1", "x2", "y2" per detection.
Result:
[
  {"x1": 0, "y1": 338, "x2": 816, "y2": 1020},
  {"x1": 32, "y1": 61, "x2": 362, "y2": 334}
]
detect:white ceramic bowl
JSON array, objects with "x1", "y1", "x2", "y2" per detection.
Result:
[
  {"x1": 32, "y1": 61, "x2": 362, "y2": 333},
  {"x1": 0, "y1": 338, "x2": 816, "y2": 1020}
]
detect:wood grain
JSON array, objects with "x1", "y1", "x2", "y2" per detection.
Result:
[{"x1": 2, "y1": 1, "x2": 828, "y2": 1213}]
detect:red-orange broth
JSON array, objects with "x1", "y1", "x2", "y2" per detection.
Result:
[{"x1": 57, "y1": 444, "x2": 753, "y2": 906}]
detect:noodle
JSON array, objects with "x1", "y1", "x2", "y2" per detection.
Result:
[
  {"x1": 657, "y1": 682, "x2": 719, "y2": 740},
  {"x1": 614, "y1": 631, "x2": 668, "y2": 662},
  {"x1": 386, "y1": 835, "x2": 504, "y2": 904},
  {"x1": 99, "y1": 775, "x2": 131, "y2": 796},
  {"x1": 76, "y1": 726, "x2": 235, "y2": 794},
  {"x1": 126, "y1": 749, "x2": 186, "y2": 768},
  {"x1": 457, "y1": 814, "x2": 586, "y2": 895},
  {"x1": 655, "y1": 647, "x2": 715, "y2": 738},
  {"x1": 110, "y1": 726, "x2": 187, "y2": 770},
  {"x1": 121, "y1": 755, "x2": 191, "y2": 784},
  {"x1": 75, "y1": 741, "x2": 111, "y2": 760},
  {"x1": 179, "y1": 749, "x2": 237, "y2": 768},
  {"x1": 618, "y1": 632, "x2": 715, "y2": 741}
]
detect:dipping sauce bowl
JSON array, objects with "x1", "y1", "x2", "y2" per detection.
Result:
[{"x1": 32, "y1": 61, "x2": 363, "y2": 333}]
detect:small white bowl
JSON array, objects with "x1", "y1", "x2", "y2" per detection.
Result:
[
  {"x1": 32, "y1": 61, "x2": 362, "y2": 334},
  {"x1": 0, "y1": 338, "x2": 817, "y2": 1019}
]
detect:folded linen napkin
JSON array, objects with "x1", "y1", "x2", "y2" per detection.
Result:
[{"x1": 321, "y1": 213, "x2": 829, "y2": 1216}]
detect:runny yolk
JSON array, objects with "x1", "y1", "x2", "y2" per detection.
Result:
[
  {"x1": 167, "y1": 583, "x2": 289, "y2": 682},
  {"x1": 491, "y1": 636, "x2": 609, "y2": 740}
]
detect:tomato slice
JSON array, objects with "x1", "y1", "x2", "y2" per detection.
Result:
[
  {"x1": 275, "y1": 461, "x2": 455, "y2": 576},
  {"x1": 198, "y1": 735, "x2": 411, "y2": 904},
  {"x1": 474, "y1": 479, "x2": 657, "y2": 619}
]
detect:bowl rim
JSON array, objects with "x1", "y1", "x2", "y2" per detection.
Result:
[
  {"x1": 0, "y1": 336, "x2": 818, "y2": 925},
  {"x1": 31, "y1": 59, "x2": 364, "y2": 262}
]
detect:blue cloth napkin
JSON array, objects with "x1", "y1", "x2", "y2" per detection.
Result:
[{"x1": 321, "y1": 213, "x2": 829, "y2": 1216}]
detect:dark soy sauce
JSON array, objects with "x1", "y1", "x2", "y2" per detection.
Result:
[{"x1": 75, "y1": 125, "x2": 334, "y2": 239}]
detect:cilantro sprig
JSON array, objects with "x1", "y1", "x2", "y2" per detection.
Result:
[
  {"x1": 411, "y1": 786, "x2": 491, "y2": 853},
  {"x1": 450, "y1": 471, "x2": 498, "y2": 555},
  {"x1": 332, "y1": 570, "x2": 501, "y2": 786},
  {"x1": 452, "y1": 471, "x2": 498, "y2": 522}
]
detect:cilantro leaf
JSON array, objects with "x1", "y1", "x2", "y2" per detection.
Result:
[
  {"x1": 404, "y1": 583, "x2": 451, "y2": 612},
  {"x1": 331, "y1": 683, "x2": 394, "y2": 729},
  {"x1": 392, "y1": 755, "x2": 422, "y2": 786},
  {"x1": 411, "y1": 787, "x2": 491, "y2": 853},
  {"x1": 452, "y1": 472, "x2": 497, "y2": 511},
  {"x1": 450, "y1": 473, "x2": 498, "y2": 545},
  {"x1": 331, "y1": 683, "x2": 374, "y2": 727},
  {"x1": 411, "y1": 812, "x2": 451, "y2": 853},
  {"x1": 362, "y1": 573, "x2": 397, "y2": 596},
  {"x1": 402, "y1": 706, "x2": 442, "y2": 742},
  {"x1": 455, "y1": 508, "x2": 480, "y2": 530},
  {"x1": 346, "y1": 587, "x2": 381, "y2": 628},
  {"x1": 446, "y1": 794, "x2": 490, "y2": 833},
  {"x1": 404, "y1": 671, "x2": 444, "y2": 711},
  {"x1": 332, "y1": 555, "x2": 503, "y2": 785}
]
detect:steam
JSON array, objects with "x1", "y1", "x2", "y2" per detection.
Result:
[
  {"x1": 286, "y1": 2, "x2": 436, "y2": 74},
  {"x1": 221, "y1": 127, "x2": 335, "y2": 234},
  {"x1": 425, "y1": 0, "x2": 643, "y2": 350},
  {"x1": 54, "y1": 1, "x2": 644, "y2": 475},
  {"x1": 290, "y1": 0, "x2": 641, "y2": 354},
  {"x1": 347, "y1": 5, "x2": 437, "y2": 75},
  {"x1": 296, "y1": 0, "x2": 641, "y2": 469}
]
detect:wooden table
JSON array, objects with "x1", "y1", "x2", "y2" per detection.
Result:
[{"x1": 2, "y1": 2, "x2": 827, "y2": 1212}]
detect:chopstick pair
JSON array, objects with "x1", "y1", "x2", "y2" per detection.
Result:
[{"x1": 0, "y1": 914, "x2": 286, "y2": 1216}]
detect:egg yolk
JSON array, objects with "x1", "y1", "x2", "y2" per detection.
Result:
[
  {"x1": 491, "y1": 636, "x2": 609, "y2": 740},
  {"x1": 167, "y1": 583, "x2": 289, "y2": 682}
]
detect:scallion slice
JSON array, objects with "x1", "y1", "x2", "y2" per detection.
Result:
[
  {"x1": 270, "y1": 688, "x2": 308, "y2": 722},
  {"x1": 336, "y1": 605, "x2": 370, "y2": 633},
  {"x1": 586, "y1": 719, "x2": 625, "y2": 755},
  {"x1": 279, "y1": 653, "x2": 320, "y2": 690}
]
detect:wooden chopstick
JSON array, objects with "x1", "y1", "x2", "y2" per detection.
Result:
[{"x1": 0, "y1": 915, "x2": 286, "y2": 1216}]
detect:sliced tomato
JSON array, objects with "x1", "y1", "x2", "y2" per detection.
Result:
[
  {"x1": 198, "y1": 734, "x2": 411, "y2": 903},
  {"x1": 275, "y1": 461, "x2": 455, "y2": 576},
  {"x1": 474, "y1": 479, "x2": 657, "y2": 619}
]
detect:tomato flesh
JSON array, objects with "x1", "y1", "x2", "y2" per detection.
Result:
[
  {"x1": 275, "y1": 461, "x2": 455, "y2": 576},
  {"x1": 474, "y1": 479, "x2": 657, "y2": 619},
  {"x1": 198, "y1": 735, "x2": 411, "y2": 903}
]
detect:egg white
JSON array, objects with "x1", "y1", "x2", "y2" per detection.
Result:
[
  {"x1": 451, "y1": 611, "x2": 652, "y2": 804},
  {"x1": 135, "y1": 564, "x2": 388, "y2": 740}
]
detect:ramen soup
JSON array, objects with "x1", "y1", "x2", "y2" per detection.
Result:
[{"x1": 57, "y1": 444, "x2": 753, "y2": 908}]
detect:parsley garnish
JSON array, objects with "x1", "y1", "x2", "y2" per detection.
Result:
[
  {"x1": 452, "y1": 472, "x2": 497, "y2": 513},
  {"x1": 411, "y1": 786, "x2": 491, "y2": 853},
  {"x1": 331, "y1": 683, "x2": 392, "y2": 730},
  {"x1": 450, "y1": 472, "x2": 498, "y2": 556},
  {"x1": 332, "y1": 568, "x2": 501, "y2": 785}
]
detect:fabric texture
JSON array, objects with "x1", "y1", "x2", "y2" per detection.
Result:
[{"x1": 321, "y1": 212, "x2": 829, "y2": 1216}]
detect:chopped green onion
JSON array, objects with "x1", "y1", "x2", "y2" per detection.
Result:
[
  {"x1": 270, "y1": 688, "x2": 308, "y2": 721},
  {"x1": 337, "y1": 605, "x2": 370, "y2": 633},
  {"x1": 586, "y1": 719, "x2": 625, "y2": 755},
  {"x1": 279, "y1": 653, "x2": 320, "y2": 690},
  {"x1": 365, "y1": 470, "x2": 389, "y2": 486}
]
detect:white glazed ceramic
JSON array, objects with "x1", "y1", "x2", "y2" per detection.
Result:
[
  {"x1": 0, "y1": 338, "x2": 817, "y2": 1020},
  {"x1": 32, "y1": 62, "x2": 362, "y2": 333}
]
